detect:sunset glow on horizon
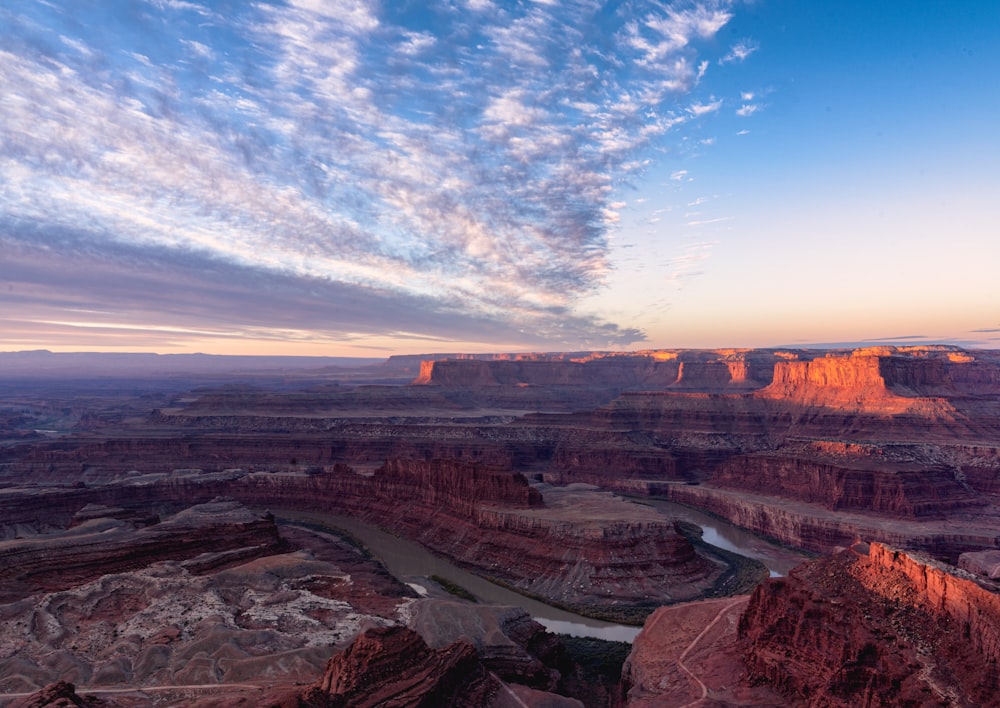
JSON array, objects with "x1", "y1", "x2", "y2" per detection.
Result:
[{"x1": 2, "y1": 1, "x2": 998, "y2": 358}]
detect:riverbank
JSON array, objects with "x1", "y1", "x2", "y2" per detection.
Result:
[{"x1": 275, "y1": 510, "x2": 645, "y2": 641}]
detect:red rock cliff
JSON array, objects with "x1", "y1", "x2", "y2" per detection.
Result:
[
  {"x1": 738, "y1": 543, "x2": 1000, "y2": 706},
  {"x1": 300, "y1": 625, "x2": 499, "y2": 707},
  {"x1": 711, "y1": 453, "x2": 981, "y2": 518}
]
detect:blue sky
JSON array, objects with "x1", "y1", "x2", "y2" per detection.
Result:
[{"x1": 1, "y1": 1, "x2": 997, "y2": 355}]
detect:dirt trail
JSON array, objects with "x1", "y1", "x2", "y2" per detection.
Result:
[{"x1": 675, "y1": 598, "x2": 746, "y2": 707}]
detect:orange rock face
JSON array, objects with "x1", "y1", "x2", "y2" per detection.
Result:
[{"x1": 738, "y1": 543, "x2": 1000, "y2": 706}]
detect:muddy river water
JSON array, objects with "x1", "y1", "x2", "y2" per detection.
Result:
[{"x1": 280, "y1": 498, "x2": 807, "y2": 644}]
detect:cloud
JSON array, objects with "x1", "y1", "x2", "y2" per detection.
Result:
[
  {"x1": 736, "y1": 103, "x2": 759, "y2": 117},
  {"x1": 630, "y1": 5, "x2": 732, "y2": 64},
  {"x1": 720, "y1": 38, "x2": 758, "y2": 63},
  {"x1": 179, "y1": 38, "x2": 214, "y2": 59},
  {"x1": 688, "y1": 98, "x2": 723, "y2": 116},
  {"x1": 663, "y1": 241, "x2": 716, "y2": 287},
  {"x1": 0, "y1": 0, "x2": 749, "y2": 352},
  {"x1": 686, "y1": 216, "x2": 733, "y2": 226}
]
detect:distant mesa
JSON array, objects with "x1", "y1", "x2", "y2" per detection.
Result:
[{"x1": 1, "y1": 343, "x2": 1000, "y2": 705}]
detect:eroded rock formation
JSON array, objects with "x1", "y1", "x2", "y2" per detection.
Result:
[
  {"x1": 0, "y1": 505, "x2": 415, "y2": 699},
  {"x1": 619, "y1": 596, "x2": 782, "y2": 707},
  {"x1": 0, "y1": 460, "x2": 724, "y2": 610},
  {"x1": 0, "y1": 499, "x2": 283, "y2": 603},
  {"x1": 406, "y1": 599, "x2": 562, "y2": 690},
  {"x1": 6, "y1": 680, "x2": 107, "y2": 708},
  {"x1": 299, "y1": 625, "x2": 500, "y2": 707},
  {"x1": 2, "y1": 345, "x2": 1000, "y2": 705},
  {"x1": 738, "y1": 543, "x2": 1000, "y2": 706}
]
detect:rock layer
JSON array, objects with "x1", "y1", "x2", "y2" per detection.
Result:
[
  {"x1": 0, "y1": 461, "x2": 723, "y2": 609},
  {"x1": 738, "y1": 543, "x2": 1000, "y2": 706},
  {"x1": 299, "y1": 625, "x2": 500, "y2": 708},
  {"x1": 0, "y1": 500, "x2": 283, "y2": 603},
  {"x1": 0, "y1": 519, "x2": 412, "y2": 698}
]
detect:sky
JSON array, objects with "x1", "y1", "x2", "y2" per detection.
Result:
[{"x1": 1, "y1": 0, "x2": 998, "y2": 357}]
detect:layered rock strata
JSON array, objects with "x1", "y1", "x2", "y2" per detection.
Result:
[
  {"x1": 0, "y1": 518, "x2": 413, "y2": 698},
  {"x1": 6, "y1": 680, "x2": 107, "y2": 708},
  {"x1": 738, "y1": 543, "x2": 1000, "y2": 706},
  {"x1": 711, "y1": 452, "x2": 981, "y2": 517},
  {"x1": 406, "y1": 599, "x2": 563, "y2": 691},
  {"x1": 299, "y1": 625, "x2": 500, "y2": 708},
  {"x1": 0, "y1": 500, "x2": 283, "y2": 603},
  {"x1": 662, "y1": 481, "x2": 1000, "y2": 560},
  {"x1": 0, "y1": 461, "x2": 723, "y2": 610}
]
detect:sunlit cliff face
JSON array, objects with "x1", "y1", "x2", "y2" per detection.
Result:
[
  {"x1": 416, "y1": 345, "x2": 986, "y2": 413},
  {"x1": 738, "y1": 543, "x2": 1000, "y2": 706}
]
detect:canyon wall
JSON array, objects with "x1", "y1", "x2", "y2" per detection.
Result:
[
  {"x1": 414, "y1": 349, "x2": 784, "y2": 392},
  {"x1": 662, "y1": 483, "x2": 1000, "y2": 560},
  {"x1": 0, "y1": 459, "x2": 722, "y2": 609},
  {"x1": 711, "y1": 453, "x2": 981, "y2": 517},
  {"x1": 3, "y1": 345, "x2": 1000, "y2": 608},
  {"x1": 738, "y1": 543, "x2": 1000, "y2": 706},
  {"x1": 0, "y1": 500, "x2": 283, "y2": 602},
  {"x1": 864, "y1": 543, "x2": 1000, "y2": 667}
]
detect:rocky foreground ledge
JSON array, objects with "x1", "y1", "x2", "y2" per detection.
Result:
[{"x1": 622, "y1": 541, "x2": 1000, "y2": 706}]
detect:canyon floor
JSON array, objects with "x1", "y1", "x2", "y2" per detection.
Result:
[{"x1": 2, "y1": 345, "x2": 1000, "y2": 706}]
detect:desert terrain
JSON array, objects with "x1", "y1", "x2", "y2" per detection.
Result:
[{"x1": 2, "y1": 345, "x2": 1000, "y2": 706}]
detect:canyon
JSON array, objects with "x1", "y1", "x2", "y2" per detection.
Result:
[{"x1": 1, "y1": 345, "x2": 999, "y2": 705}]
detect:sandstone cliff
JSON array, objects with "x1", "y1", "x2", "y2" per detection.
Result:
[
  {"x1": 413, "y1": 349, "x2": 780, "y2": 392},
  {"x1": 6, "y1": 680, "x2": 107, "y2": 707},
  {"x1": 0, "y1": 460, "x2": 723, "y2": 611},
  {"x1": 663, "y1": 482, "x2": 1000, "y2": 560},
  {"x1": 711, "y1": 452, "x2": 981, "y2": 518},
  {"x1": 299, "y1": 625, "x2": 500, "y2": 707},
  {"x1": 738, "y1": 543, "x2": 1000, "y2": 706}
]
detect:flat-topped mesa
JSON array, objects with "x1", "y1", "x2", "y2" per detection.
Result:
[
  {"x1": 759, "y1": 354, "x2": 908, "y2": 412},
  {"x1": 413, "y1": 349, "x2": 784, "y2": 391},
  {"x1": 668, "y1": 349, "x2": 783, "y2": 391},
  {"x1": 317, "y1": 463, "x2": 719, "y2": 607},
  {"x1": 414, "y1": 346, "x2": 996, "y2": 401},
  {"x1": 670, "y1": 360, "x2": 760, "y2": 390},
  {"x1": 757, "y1": 346, "x2": 998, "y2": 410},
  {"x1": 413, "y1": 356, "x2": 671, "y2": 387},
  {"x1": 738, "y1": 543, "x2": 1000, "y2": 706}
]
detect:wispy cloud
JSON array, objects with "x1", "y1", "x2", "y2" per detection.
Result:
[
  {"x1": 721, "y1": 38, "x2": 758, "y2": 64},
  {"x1": 688, "y1": 98, "x2": 723, "y2": 116},
  {"x1": 0, "y1": 0, "x2": 749, "y2": 352},
  {"x1": 663, "y1": 241, "x2": 717, "y2": 287}
]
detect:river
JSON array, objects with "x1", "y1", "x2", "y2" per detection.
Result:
[
  {"x1": 641, "y1": 498, "x2": 809, "y2": 577},
  {"x1": 279, "y1": 499, "x2": 809, "y2": 644}
]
